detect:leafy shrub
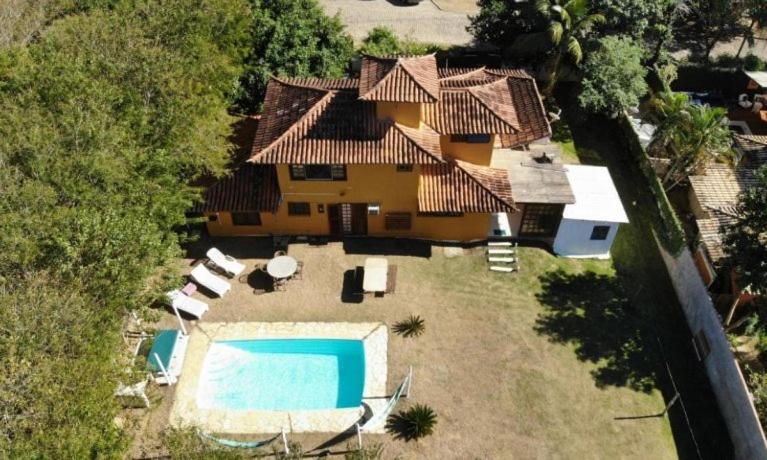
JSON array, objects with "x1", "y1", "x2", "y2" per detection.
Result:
[
  {"x1": 393, "y1": 314, "x2": 426, "y2": 338},
  {"x1": 359, "y1": 26, "x2": 443, "y2": 57},
  {"x1": 744, "y1": 53, "x2": 767, "y2": 71},
  {"x1": 747, "y1": 368, "x2": 767, "y2": 427},
  {"x1": 386, "y1": 404, "x2": 438, "y2": 440}
]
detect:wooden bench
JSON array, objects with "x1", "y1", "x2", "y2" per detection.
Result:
[{"x1": 385, "y1": 265, "x2": 398, "y2": 294}]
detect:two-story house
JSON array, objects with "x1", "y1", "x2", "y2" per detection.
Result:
[{"x1": 194, "y1": 54, "x2": 626, "y2": 249}]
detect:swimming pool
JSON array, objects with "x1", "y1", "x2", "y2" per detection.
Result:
[{"x1": 196, "y1": 339, "x2": 365, "y2": 411}]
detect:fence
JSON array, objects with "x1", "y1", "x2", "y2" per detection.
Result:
[{"x1": 618, "y1": 112, "x2": 767, "y2": 459}]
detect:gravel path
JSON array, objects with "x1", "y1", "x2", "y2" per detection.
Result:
[{"x1": 318, "y1": 0, "x2": 474, "y2": 46}]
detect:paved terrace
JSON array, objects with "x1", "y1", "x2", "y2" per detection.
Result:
[{"x1": 129, "y1": 237, "x2": 675, "y2": 459}]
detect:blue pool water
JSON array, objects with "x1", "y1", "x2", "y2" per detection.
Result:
[{"x1": 197, "y1": 339, "x2": 365, "y2": 411}]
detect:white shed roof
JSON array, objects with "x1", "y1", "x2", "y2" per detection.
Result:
[
  {"x1": 745, "y1": 70, "x2": 767, "y2": 89},
  {"x1": 563, "y1": 165, "x2": 629, "y2": 223}
]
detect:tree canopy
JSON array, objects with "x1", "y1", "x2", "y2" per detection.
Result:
[
  {"x1": 0, "y1": 0, "x2": 250, "y2": 455},
  {"x1": 236, "y1": 0, "x2": 354, "y2": 112},
  {"x1": 724, "y1": 165, "x2": 767, "y2": 296},
  {"x1": 578, "y1": 36, "x2": 648, "y2": 117}
]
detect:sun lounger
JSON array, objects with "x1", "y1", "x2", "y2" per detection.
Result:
[
  {"x1": 166, "y1": 290, "x2": 209, "y2": 318},
  {"x1": 206, "y1": 247, "x2": 246, "y2": 277},
  {"x1": 190, "y1": 264, "x2": 231, "y2": 297}
]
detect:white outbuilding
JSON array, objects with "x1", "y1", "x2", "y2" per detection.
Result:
[{"x1": 553, "y1": 165, "x2": 629, "y2": 259}]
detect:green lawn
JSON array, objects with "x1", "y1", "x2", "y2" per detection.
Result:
[{"x1": 559, "y1": 102, "x2": 734, "y2": 458}]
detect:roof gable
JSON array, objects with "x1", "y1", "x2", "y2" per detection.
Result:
[
  {"x1": 419, "y1": 158, "x2": 515, "y2": 213},
  {"x1": 359, "y1": 55, "x2": 440, "y2": 103}
]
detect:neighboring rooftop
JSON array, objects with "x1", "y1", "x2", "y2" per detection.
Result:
[
  {"x1": 563, "y1": 165, "x2": 629, "y2": 223},
  {"x1": 733, "y1": 134, "x2": 767, "y2": 166},
  {"x1": 689, "y1": 163, "x2": 757, "y2": 262}
]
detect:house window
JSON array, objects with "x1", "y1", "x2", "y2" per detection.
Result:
[
  {"x1": 450, "y1": 134, "x2": 491, "y2": 144},
  {"x1": 287, "y1": 202, "x2": 311, "y2": 216},
  {"x1": 590, "y1": 225, "x2": 610, "y2": 240},
  {"x1": 519, "y1": 204, "x2": 563, "y2": 237},
  {"x1": 231, "y1": 212, "x2": 261, "y2": 226},
  {"x1": 385, "y1": 212, "x2": 412, "y2": 230},
  {"x1": 396, "y1": 164, "x2": 414, "y2": 172},
  {"x1": 289, "y1": 164, "x2": 346, "y2": 181}
]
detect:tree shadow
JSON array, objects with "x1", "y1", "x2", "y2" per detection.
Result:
[
  {"x1": 385, "y1": 414, "x2": 418, "y2": 442},
  {"x1": 342, "y1": 237, "x2": 431, "y2": 258},
  {"x1": 534, "y1": 269, "x2": 657, "y2": 393}
]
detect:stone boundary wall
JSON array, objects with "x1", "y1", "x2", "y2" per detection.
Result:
[{"x1": 656, "y1": 241, "x2": 767, "y2": 460}]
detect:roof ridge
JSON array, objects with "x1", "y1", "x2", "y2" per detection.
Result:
[
  {"x1": 392, "y1": 123, "x2": 444, "y2": 163},
  {"x1": 452, "y1": 158, "x2": 516, "y2": 211},
  {"x1": 467, "y1": 78, "x2": 520, "y2": 132},
  {"x1": 249, "y1": 88, "x2": 334, "y2": 162},
  {"x1": 439, "y1": 67, "x2": 486, "y2": 81}
]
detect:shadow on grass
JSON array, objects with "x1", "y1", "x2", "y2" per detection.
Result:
[
  {"x1": 534, "y1": 269, "x2": 657, "y2": 393},
  {"x1": 385, "y1": 414, "x2": 418, "y2": 442},
  {"x1": 343, "y1": 237, "x2": 431, "y2": 258}
]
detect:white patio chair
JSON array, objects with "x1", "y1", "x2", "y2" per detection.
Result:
[
  {"x1": 206, "y1": 247, "x2": 246, "y2": 277},
  {"x1": 166, "y1": 290, "x2": 209, "y2": 319},
  {"x1": 190, "y1": 264, "x2": 231, "y2": 297}
]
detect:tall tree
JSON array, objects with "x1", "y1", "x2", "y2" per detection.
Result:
[
  {"x1": 512, "y1": 0, "x2": 605, "y2": 95},
  {"x1": 724, "y1": 165, "x2": 767, "y2": 296},
  {"x1": 676, "y1": 0, "x2": 749, "y2": 60},
  {"x1": 644, "y1": 92, "x2": 732, "y2": 190},
  {"x1": 236, "y1": 0, "x2": 354, "y2": 113},
  {"x1": 578, "y1": 36, "x2": 648, "y2": 117}
]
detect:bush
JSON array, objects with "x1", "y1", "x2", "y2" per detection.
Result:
[
  {"x1": 744, "y1": 53, "x2": 767, "y2": 71},
  {"x1": 747, "y1": 368, "x2": 767, "y2": 427},
  {"x1": 359, "y1": 26, "x2": 443, "y2": 57},
  {"x1": 386, "y1": 404, "x2": 438, "y2": 441},
  {"x1": 393, "y1": 314, "x2": 426, "y2": 338}
]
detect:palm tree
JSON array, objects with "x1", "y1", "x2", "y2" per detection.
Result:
[
  {"x1": 645, "y1": 92, "x2": 731, "y2": 191},
  {"x1": 513, "y1": 0, "x2": 604, "y2": 95}
]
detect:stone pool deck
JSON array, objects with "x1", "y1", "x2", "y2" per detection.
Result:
[{"x1": 170, "y1": 322, "x2": 388, "y2": 434}]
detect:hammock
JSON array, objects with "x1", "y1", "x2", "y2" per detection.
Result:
[
  {"x1": 361, "y1": 375, "x2": 409, "y2": 432},
  {"x1": 200, "y1": 431, "x2": 280, "y2": 449}
]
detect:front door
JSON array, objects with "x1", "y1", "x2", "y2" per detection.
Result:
[{"x1": 329, "y1": 203, "x2": 367, "y2": 236}]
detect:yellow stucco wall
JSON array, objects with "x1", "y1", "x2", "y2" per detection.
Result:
[
  {"x1": 375, "y1": 102, "x2": 422, "y2": 128},
  {"x1": 439, "y1": 135, "x2": 495, "y2": 166},
  {"x1": 205, "y1": 164, "x2": 495, "y2": 241}
]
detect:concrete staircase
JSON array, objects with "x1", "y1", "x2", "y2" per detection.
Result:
[{"x1": 486, "y1": 241, "x2": 519, "y2": 273}]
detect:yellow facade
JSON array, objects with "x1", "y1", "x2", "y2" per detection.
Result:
[
  {"x1": 439, "y1": 135, "x2": 495, "y2": 166},
  {"x1": 375, "y1": 101, "x2": 422, "y2": 128},
  {"x1": 206, "y1": 163, "x2": 493, "y2": 241},
  {"x1": 206, "y1": 101, "x2": 505, "y2": 241}
]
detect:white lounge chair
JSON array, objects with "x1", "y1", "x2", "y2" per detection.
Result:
[
  {"x1": 206, "y1": 247, "x2": 246, "y2": 277},
  {"x1": 190, "y1": 264, "x2": 231, "y2": 297},
  {"x1": 166, "y1": 290, "x2": 209, "y2": 318}
]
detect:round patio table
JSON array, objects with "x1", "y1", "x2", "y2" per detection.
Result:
[{"x1": 266, "y1": 255, "x2": 298, "y2": 279}]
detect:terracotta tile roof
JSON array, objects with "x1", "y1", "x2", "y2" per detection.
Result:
[
  {"x1": 250, "y1": 78, "x2": 444, "y2": 164},
  {"x1": 423, "y1": 70, "x2": 551, "y2": 146},
  {"x1": 419, "y1": 158, "x2": 515, "y2": 213},
  {"x1": 734, "y1": 134, "x2": 767, "y2": 166},
  {"x1": 280, "y1": 77, "x2": 359, "y2": 90},
  {"x1": 192, "y1": 164, "x2": 280, "y2": 213},
  {"x1": 689, "y1": 163, "x2": 757, "y2": 263},
  {"x1": 359, "y1": 55, "x2": 440, "y2": 103}
]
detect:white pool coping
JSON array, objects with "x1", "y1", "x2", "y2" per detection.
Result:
[{"x1": 170, "y1": 322, "x2": 388, "y2": 434}]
